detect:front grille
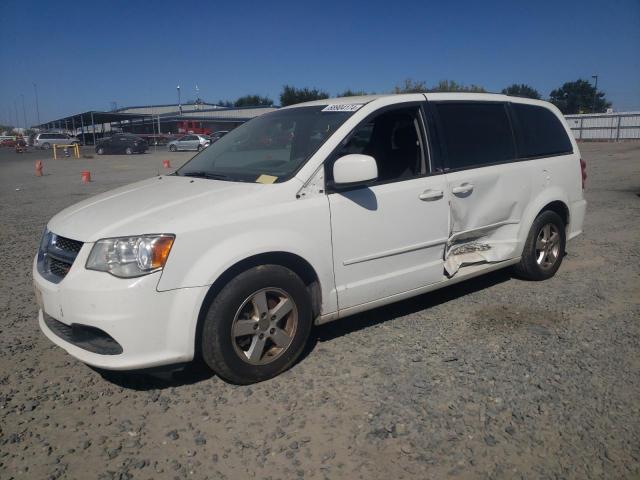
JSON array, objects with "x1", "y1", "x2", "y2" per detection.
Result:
[
  {"x1": 43, "y1": 313, "x2": 123, "y2": 355},
  {"x1": 48, "y1": 257, "x2": 71, "y2": 277},
  {"x1": 37, "y1": 231, "x2": 84, "y2": 284},
  {"x1": 53, "y1": 236, "x2": 83, "y2": 254}
]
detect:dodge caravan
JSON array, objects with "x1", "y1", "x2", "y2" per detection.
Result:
[{"x1": 33, "y1": 93, "x2": 586, "y2": 384}]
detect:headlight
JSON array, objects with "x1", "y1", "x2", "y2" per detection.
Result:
[{"x1": 86, "y1": 234, "x2": 175, "y2": 278}]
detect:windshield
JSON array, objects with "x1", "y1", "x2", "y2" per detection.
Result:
[{"x1": 176, "y1": 106, "x2": 356, "y2": 183}]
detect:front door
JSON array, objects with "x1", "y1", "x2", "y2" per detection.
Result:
[{"x1": 327, "y1": 105, "x2": 448, "y2": 310}]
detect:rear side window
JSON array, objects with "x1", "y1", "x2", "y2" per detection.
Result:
[
  {"x1": 512, "y1": 104, "x2": 573, "y2": 157},
  {"x1": 434, "y1": 102, "x2": 516, "y2": 169}
]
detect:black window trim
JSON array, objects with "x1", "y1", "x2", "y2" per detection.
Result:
[
  {"x1": 431, "y1": 100, "x2": 519, "y2": 173},
  {"x1": 324, "y1": 101, "x2": 439, "y2": 194},
  {"x1": 432, "y1": 100, "x2": 575, "y2": 173},
  {"x1": 507, "y1": 102, "x2": 574, "y2": 161}
]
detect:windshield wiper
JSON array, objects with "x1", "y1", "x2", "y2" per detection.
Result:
[{"x1": 180, "y1": 171, "x2": 231, "y2": 181}]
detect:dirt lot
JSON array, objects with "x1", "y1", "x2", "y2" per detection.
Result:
[{"x1": 0, "y1": 143, "x2": 639, "y2": 479}]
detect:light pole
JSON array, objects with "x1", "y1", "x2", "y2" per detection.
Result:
[
  {"x1": 33, "y1": 83, "x2": 41, "y2": 127},
  {"x1": 14, "y1": 101, "x2": 19, "y2": 130},
  {"x1": 591, "y1": 74, "x2": 599, "y2": 113},
  {"x1": 177, "y1": 85, "x2": 182, "y2": 115},
  {"x1": 20, "y1": 94, "x2": 27, "y2": 129}
]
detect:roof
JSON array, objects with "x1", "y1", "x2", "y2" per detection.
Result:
[
  {"x1": 178, "y1": 106, "x2": 278, "y2": 121},
  {"x1": 284, "y1": 92, "x2": 553, "y2": 109},
  {"x1": 35, "y1": 110, "x2": 152, "y2": 129},
  {"x1": 117, "y1": 103, "x2": 222, "y2": 115}
]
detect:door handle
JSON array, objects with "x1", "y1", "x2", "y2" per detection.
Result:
[
  {"x1": 419, "y1": 189, "x2": 444, "y2": 201},
  {"x1": 452, "y1": 183, "x2": 474, "y2": 195}
]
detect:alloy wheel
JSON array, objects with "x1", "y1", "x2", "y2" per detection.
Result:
[
  {"x1": 535, "y1": 223, "x2": 561, "y2": 270},
  {"x1": 231, "y1": 288, "x2": 298, "y2": 365}
]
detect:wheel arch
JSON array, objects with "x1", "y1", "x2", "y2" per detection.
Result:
[
  {"x1": 539, "y1": 200, "x2": 570, "y2": 227},
  {"x1": 193, "y1": 251, "x2": 322, "y2": 358}
]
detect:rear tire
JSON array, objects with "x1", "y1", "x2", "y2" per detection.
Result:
[
  {"x1": 201, "y1": 265, "x2": 313, "y2": 384},
  {"x1": 514, "y1": 210, "x2": 566, "y2": 281},
  {"x1": 96, "y1": 146, "x2": 105, "y2": 155},
  {"x1": 125, "y1": 147, "x2": 133, "y2": 155}
]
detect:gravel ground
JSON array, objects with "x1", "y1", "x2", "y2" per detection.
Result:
[{"x1": 0, "y1": 143, "x2": 638, "y2": 479}]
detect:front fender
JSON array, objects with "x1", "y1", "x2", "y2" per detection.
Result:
[{"x1": 156, "y1": 196, "x2": 337, "y2": 315}]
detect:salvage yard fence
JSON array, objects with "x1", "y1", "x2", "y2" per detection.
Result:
[{"x1": 564, "y1": 112, "x2": 640, "y2": 141}]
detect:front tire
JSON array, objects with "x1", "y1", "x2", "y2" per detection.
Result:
[
  {"x1": 125, "y1": 147, "x2": 133, "y2": 155},
  {"x1": 169, "y1": 145, "x2": 177, "y2": 152},
  {"x1": 514, "y1": 210, "x2": 566, "y2": 281},
  {"x1": 96, "y1": 146, "x2": 105, "y2": 155},
  {"x1": 201, "y1": 265, "x2": 313, "y2": 384},
  {"x1": 42, "y1": 142, "x2": 50, "y2": 150}
]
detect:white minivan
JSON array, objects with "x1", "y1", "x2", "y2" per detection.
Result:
[{"x1": 33, "y1": 93, "x2": 587, "y2": 384}]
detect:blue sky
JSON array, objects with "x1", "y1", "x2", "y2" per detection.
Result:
[{"x1": 1, "y1": 0, "x2": 638, "y2": 126}]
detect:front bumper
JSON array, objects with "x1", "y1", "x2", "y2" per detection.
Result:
[{"x1": 33, "y1": 247, "x2": 208, "y2": 370}]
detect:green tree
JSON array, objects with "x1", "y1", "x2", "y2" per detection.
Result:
[
  {"x1": 393, "y1": 79, "x2": 428, "y2": 93},
  {"x1": 234, "y1": 95, "x2": 274, "y2": 107},
  {"x1": 337, "y1": 89, "x2": 370, "y2": 97},
  {"x1": 429, "y1": 80, "x2": 486, "y2": 93},
  {"x1": 280, "y1": 85, "x2": 329, "y2": 106},
  {"x1": 501, "y1": 83, "x2": 541, "y2": 99},
  {"x1": 394, "y1": 79, "x2": 486, "y2": 93},
  {"x1": 549, "y1": 79, "x2": 611, "y2": 114},
  {"x1": 217, "y1": 100, "x2": 234, "y2": 108}
]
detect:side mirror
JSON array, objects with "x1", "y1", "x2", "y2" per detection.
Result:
[{"x1": 333, "y1": 154, "x2": 378, "y2": 187}]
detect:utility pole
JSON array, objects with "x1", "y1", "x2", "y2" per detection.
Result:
[
  {"x1": 177, "y1": 85, "x2": 182, "y2": 115},
  {"x1": 20, "y1": 94, "x2": 27, "y2": 129},
  {"x1": 591, "y1": 74, "x2": 599, "y2": 113},
  {"x1": 33, "y1": 83, "x2": 41, "y2": 127},
  {"x1": 14, "y1": 101, "x2": 19, "y2": 129}
]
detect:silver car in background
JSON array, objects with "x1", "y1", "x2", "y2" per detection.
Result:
[
  {"x1": 168, "y1": 134, "x2": 211, "y2": 152},
  {"x1": 33, "y1": 133, "x2": 80, "y2": 149}
]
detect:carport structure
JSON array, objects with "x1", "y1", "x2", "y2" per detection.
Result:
[{"x1": 34, "y1": 111, "x2": 152, "y2": 145}]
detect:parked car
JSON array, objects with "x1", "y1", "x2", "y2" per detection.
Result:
[
  {"x1": 0, "y1": 137, "x2": 16, "y2": 147},
  {"x1": 210, "y1": 130, "x2": 229, "y2": 143},
  {"x1": 95, "y1": 134, "x2": 148, "y2": 155},
  {"x1": 33, "y1": 132, "x2": 80, "y2": 149},
  {"x1": 33, "y1": 93, "x2": 586, "y2": 384},
  {"x1": 168, "y1": 134, "x2": 210, "y2": 152}
]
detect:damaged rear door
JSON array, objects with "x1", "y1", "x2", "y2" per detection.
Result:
[{"x1": 432, "y1": 101, "x2": 532, "y2": 275}]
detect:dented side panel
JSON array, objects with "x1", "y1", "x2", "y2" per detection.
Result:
[{"x1": 443, "y1": 160, "x2": 539, "y2": 274}]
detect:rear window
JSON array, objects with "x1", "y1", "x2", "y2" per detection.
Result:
[
  {"x1": 435, "y1": 102, "x2": 516, "y2": 170},
  {"x1": 512, "y1": 104, "x2": 573, "y2": 158}
]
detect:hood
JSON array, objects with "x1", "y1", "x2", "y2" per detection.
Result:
[{"x1": 48, "y1": 175, "x2": 278, "y2": 242}]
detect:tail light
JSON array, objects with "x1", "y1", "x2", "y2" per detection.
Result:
[{"x1": 580, "y1": 158, "x2": 587, "y2": 190}]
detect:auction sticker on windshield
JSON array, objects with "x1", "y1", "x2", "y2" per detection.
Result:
[
  {"x1": 256, "y1": 174, "x2": 278, "y2": 184},
  {"x1": 321, "y1": 104, "x2": 363, "y2": 112}
]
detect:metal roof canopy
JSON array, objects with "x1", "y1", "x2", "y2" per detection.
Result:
[{"x1": 35, "y1": 110, "x2": 153, "y2": 145}]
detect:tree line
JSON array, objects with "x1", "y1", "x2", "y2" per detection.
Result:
[
  {"x1": 0, "y1": 78, "x2": 611, "y2": 134},
  {"x1": 216, "y1": 79, "x2": 610, "y2": 114}
]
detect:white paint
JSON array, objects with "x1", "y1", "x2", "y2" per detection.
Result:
[
  {"x1": 332, "y1": 154, "x2": 378, "y2": 185},
  {"x1": 34, "y1": 93, "x2": 586, "y2": 370}
]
